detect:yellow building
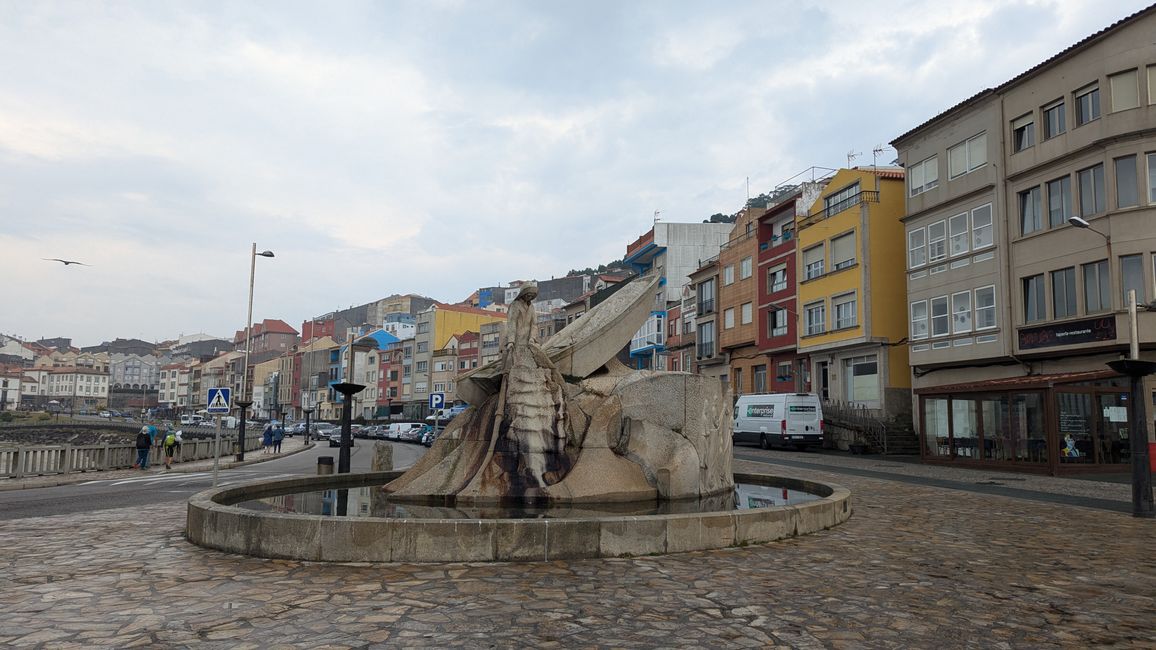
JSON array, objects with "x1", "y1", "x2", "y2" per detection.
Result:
[
  {"x1": 796, "y1": 167, "x2": 911, "y2": 420},
  {"x1": 409, "y1": 304, "x2": 505, "y2": 416}
]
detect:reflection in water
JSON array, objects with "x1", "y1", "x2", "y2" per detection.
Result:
[{"x1": 233, "y1": 483, "x2": 821, "y2": 519}]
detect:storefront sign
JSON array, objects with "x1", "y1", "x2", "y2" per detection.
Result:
[{"x1": 1018, "y1": 317, "x2": 1116, "y2": 350}]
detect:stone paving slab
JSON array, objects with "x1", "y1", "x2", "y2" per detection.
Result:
[{"x1": 1, "y1": 458, "x2": 1154, "y2": 648}]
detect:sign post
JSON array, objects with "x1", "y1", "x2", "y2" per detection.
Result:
[
  {"x1": 429, "y1": 392, "x2": 445, "y2": 436},
  {"x1": 206, "y1": 388, "x2": 232, "y2": 487}
]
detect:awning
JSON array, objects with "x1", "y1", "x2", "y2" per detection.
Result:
[{"x1": 914, "y1": 369, "x2": 1119, "y2": 395}]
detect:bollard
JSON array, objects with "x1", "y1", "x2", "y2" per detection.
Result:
[
  {"x1": 317, "y1": 456, "x2": 334, "y2": 475},
  {"x1": 233, "y1": 442, "x2": 242, "y2": 461}
]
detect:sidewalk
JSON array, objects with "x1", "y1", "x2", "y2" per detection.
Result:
[
  {"x1": 736, "y1": 447, "x2": 1142, "y2": 504},
  {"x1": 0, "y1": 437, "x2": 316, "y2": 492}
]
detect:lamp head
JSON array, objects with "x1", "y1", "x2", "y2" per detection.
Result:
[
  {"x1": 1067, "y1": 216, "x2": 1090, "y2": 228},
  {"x1": 257, "y1": 250, "x2": 275, "y2": 258}
]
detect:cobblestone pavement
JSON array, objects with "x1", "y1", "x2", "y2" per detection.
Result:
[{"x1": 1, "y1": 458, "x2": 1153, "y2": 648}]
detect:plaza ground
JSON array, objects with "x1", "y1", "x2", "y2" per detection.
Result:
[{"x1": 0, "y1": 450, "x2": 1153, "y2": 648}]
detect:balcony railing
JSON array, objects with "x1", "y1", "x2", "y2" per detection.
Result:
[
  {"x1": 698, "y1": 298, "x2": 715, "y2": 315},
  {"x1": 800, "y1": 190, "x2": 880, "y2": 228}
]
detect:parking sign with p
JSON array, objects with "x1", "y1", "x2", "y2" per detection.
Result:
[{"x1": 428, "y1": 392, "x2": 445, "y2": 411}]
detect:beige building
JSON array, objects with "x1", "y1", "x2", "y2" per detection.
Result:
[
  {"x1": 690, "y1": 257, "x2": 726, "y2": 384},
  {"x1": 891, "y1": 6, "x2": 1156, "y2": 474}
]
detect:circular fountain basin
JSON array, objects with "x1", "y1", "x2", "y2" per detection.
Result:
[{"x1": 187, "y1": 471, "x2": 851, "y2": 562}]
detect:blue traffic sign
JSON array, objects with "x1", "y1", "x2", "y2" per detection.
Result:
[
  {"x1": 206, "y1": 387, "x2": 232, "y2": 414},
  {"x1": 428, "y1": 392, "x2": 445, "y2": 411}
]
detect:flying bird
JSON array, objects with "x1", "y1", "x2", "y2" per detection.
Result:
[{"x1": 42, "y1": 258, "x2": 91, "y2": 266}]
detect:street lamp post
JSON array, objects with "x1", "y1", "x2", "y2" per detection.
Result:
[
  {"x1": 303, "y1": 407, "x2": 313, "y2": 444},
  {"x1": 334, "y1": 337, "x2": 374, "y2": 473},
  {"x1": 236, "y1": 244, "x2": 274, "y2": 462}
]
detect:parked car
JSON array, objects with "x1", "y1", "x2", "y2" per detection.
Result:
[
  {"x1": 99, "y1": 411, "x2": 111, "y2": 418},
  {"x1": 327, "y1": 429, "x2": 356, "y2": 447}
]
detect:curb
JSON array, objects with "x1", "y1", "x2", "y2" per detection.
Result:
[{"x1": 0, "y1": 442, "x2": 317, "y2": 492}]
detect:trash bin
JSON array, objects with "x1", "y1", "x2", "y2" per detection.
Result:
[{"x1": 317, "y1": 456, "x2": 334, "y2": 475}]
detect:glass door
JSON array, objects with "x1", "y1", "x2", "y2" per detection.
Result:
[{"x1": 1096, "y1": 392, "x2": 1130, "y2": 465}]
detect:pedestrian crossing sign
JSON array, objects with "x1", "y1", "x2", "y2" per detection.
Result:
[{"x1": 206, "y1": 387, "x2": 232, "y2": 414}]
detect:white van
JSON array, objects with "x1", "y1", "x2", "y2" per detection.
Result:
[{"x1": 733, "y1": 393, "x2": 824, "y2": 450}]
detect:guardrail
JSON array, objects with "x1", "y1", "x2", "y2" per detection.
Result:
[{"x1": 0, "y1": 435, "x2": 263, "y2": 479}]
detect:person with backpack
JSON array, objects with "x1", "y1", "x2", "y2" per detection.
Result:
[
  {"x1": 162, "y1": 426, "x2": 180, "y2": 469},
  {"x1": 133, "y1": 427, "x2": 151, "y2": 470}
]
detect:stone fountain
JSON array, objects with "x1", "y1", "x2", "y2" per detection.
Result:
[{"x1": 186, "y1": 272, "x2": 851, "y2": 562}]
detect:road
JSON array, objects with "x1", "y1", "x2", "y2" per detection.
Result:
[{"x1": 0, "y1": 440, "x2": 428, "y2": 521}]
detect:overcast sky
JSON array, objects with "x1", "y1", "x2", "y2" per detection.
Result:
[{"x1": 0, "y1": 1, "x2": 1145, "y2": 347}]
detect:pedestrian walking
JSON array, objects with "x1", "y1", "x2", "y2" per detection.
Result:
[
  {"x1": 262, "y1": 422, "x2": 274, "y2": 454},
  {"x1": 162, "y1": 426, "x2": 180, "y2": 469},
  {"x1": 273, "y1": 425, "x2": 283, "y2": 454},
  {"x1": 133, "y1": 427, "x2": 151, "y2": 470}
]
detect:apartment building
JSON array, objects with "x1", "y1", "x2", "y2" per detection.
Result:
[
  {"x1": 891, "y1": 6, "x2": 1156, "y2": 474},
  {"x1": 624, "y1": 222, "x2": 732, "y2": 370},
  {"x1": 796, "y1": 167, "x2": 911, "y2": 418},
  {"x1": 233, "y1": 319, "x2": 299, "y2": 354},
  {"x1": 757, "y1": 180, "x2": 831, "y2": 394},
  {"x1": 409, "y1": 305, "x2": 503, "y2": 417},
  {"x1": 718, "y1": 208, "x2": 762, "y2": 396},
  {"x1": 479, "y1": 321, "x2": 504, "y2": 367},
  {"x1": 690, "y1": 258, "x2": 725, "y2": 383},
  {"x1": 46, "y1": 367, "x2": 109, "y2": 412}
]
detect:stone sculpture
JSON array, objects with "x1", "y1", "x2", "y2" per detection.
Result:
[{"x1": 386, "y1": 272, "x2": 734, "y2": 504}]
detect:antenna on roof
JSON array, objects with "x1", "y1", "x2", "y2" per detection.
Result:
[
  {"x1": 653, "y1": 209, "x2": 661, "y2": 223},
  {"x1": 846, "y1": 150, "x2": 861, "y2": 167}
]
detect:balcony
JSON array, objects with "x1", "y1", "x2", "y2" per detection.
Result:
[
  {"x1": 799, "y1": 190, "x2": 879, "y2": 228},
  {"x1": 698, "y1": 298, "x2": 715, "y2": 315}
]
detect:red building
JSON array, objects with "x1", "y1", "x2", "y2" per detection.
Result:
[{"x1": 757, "y1": 187, "x2": 817, "y2": 393}]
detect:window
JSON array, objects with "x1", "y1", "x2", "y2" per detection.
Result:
[
  {"x1": 805, "y1": 302, "x2": 825, "y2": 336},
  {"x1": 1083, "y1": 260, "x2": 1110, "y2": 313},
  {"x1": 1077, "y1": 164, "x2": 1105, "y2": 216},
  {"x1": 803, "y1": 245, "x2": 824, "y2": 279},
  {"x1": 415, "y1": 381, "x2": 427, "y2": 393},
  {"x1": 1047, "y1": 176, "x2": 1072, "y2": 228},
  {"x1": 723, "y1": 307, "x2": 735, "y2": 329},
  {"x1": 1115, "y1": 155, "x2": 1138, "y2": 208},
  {"x1": 951, "y1": 291, "x2": 972, "y2": 333},
  {"x1": 971, "y1": 205, "x2": 993, "y2": 250},
  {"x1": 1011, "y1": 115, "x2": 1034, "y2": 153},
  {"x1": 831, "y1": 232, "x2": 856, "y2": 269},
  {"x1": 1019, "y1": 186, "x2": 1042, "y2": 235},
  {"x1": 1150, "y1": 65, "x2": 1156, "y2": 104},
  {"x1": 1052, "y1": 267, "x2": 1077, "y2": 318},
  {"x1": 777, "y1": 362, "x2": 792, "y2": 382},
  {"x1": 769, "y1": 309, "x2": 788, "y2": 337},
  {"x1": 753, "y1": 365, "x2": 767, "y2": 393},
  {"x1": 741, "y1": 302, "x2": 752, "y2": 325},
  {"x1": 948, "y1": 213, "x2": 968, "y2": 256},
  {"x1": 1075, "y1": 84, "x2": 1100, "y2": 125},
  {"x1": 928, "y1": 221, "x2": 947, "y2": 262},
  {"x1": 723, "y1": 265, "x2": 735, "y2": 285},
  {"x1": 908, "y1": 229, "x2": 927, "y2": 268},
  {"x1": 434, "y1": 361, "x2": 448, "y2": 372},
  {"x1": 1122, "y1": 255, "x2": 1145, "y2": 305},
  {"x1": 768, "y1": 265, "x2": 787, "y2": 293},
  {"x1": 433, "y1": 382, "x2": 445, "y2": 393},
  {"x1": 1042, "y1": 100, "x2": 1066, "y2": 139},
  {"x1": 416, "y1": 322, "x2": 430, "y2": 334},
  {"x1": 697, "y1": 322, "x2": 715, "y2": 358},
  {"x1": 698, "y1": 279, "x2": 716, "y2": 314},
  {"x1": 1149, "y1": 153, "x2": 1156, "y2": 203},
  {"x1": 733, "y1": 368, "x2": 743, "y2": 396},
  {"x1": 1109, "y1": 69, "x2": 1139, "y2": 112},
  {"x1": 833, "y1": 293, "x2": 857, "y2": 329},
  {"x1": 910, "y1": 301, "x2": 928, "y2": 340},
  {"x1": 843, "y1": 355, "x2": 878, "y2": 404},
  {"x1": 824, "y1": 181, "x2": 861, "y2": 215},
  {"x1": 1023, "y1": 274, "x2": 1046, "y2": 323},
  {"x1": 930, "y1": 296, "x2": 949, "y2": 337},
  {"x1": 909, "y1": 156, "x2": 938, "y2": 195},
  {"x1": 740, "y1": 256, "x2": 752, "y2": 279},
  {"x1": 949, "y1": 133, "x2": 987, "y2": 176},
  {"x1": 416, "y1": 341, "x2": 429, "y2": 353},
  {"x1": 415, "y1": 360, "x2": 428, "y2": 372},
  {"x1": 974, "y1": 286, "x2": 996, "y2": 330}
]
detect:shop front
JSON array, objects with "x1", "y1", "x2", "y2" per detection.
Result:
[{"x1": 916, "y1": 370, "x2": 1133, "y2": 475}]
